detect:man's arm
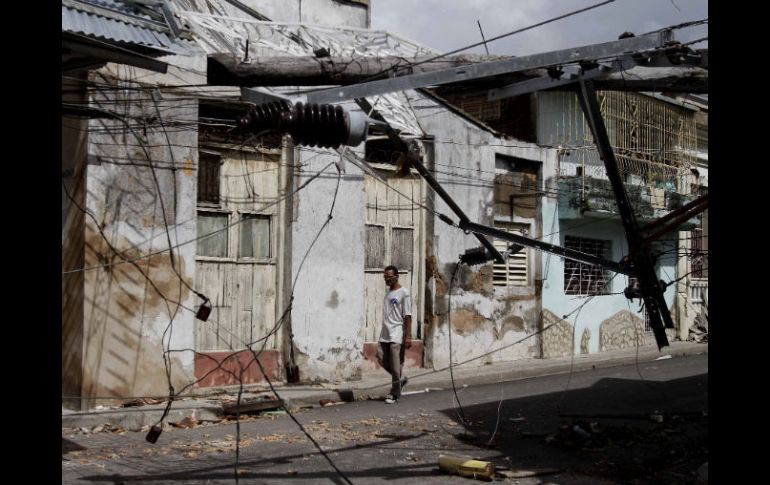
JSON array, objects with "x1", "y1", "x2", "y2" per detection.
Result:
[{"x1": 404, "y1": 315, "x2": 412, "y2": 348}]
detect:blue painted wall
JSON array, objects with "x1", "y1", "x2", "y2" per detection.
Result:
[{"x1": 541, "y1": 197, "x2": 677, "y2": 353}]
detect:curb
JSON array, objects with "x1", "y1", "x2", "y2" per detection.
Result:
[{"x1": 62, "y1": 344, "x2": 707, "y2": 431}]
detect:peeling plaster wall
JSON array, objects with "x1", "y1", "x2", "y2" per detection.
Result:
[
  {"x1": 73, "y1": 53, "x2": 207, "y2": 408},
  {"x1": 290, "y1": 129, "x2": 366, "y2": 382},
  {"x1": 243, "y1": 0, "x2": 369, "y2": 27},
  {"x1": 541, "y1": 190, "x2": 678, "y2": 355},
  {"x1": 407, "y1": 93, "x2": 553, "y2": 369}
]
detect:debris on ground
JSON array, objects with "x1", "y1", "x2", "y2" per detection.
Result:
[
  {"x1": 170, "y1": 413, "x2": 199, "y2": 429},
  {"x1": 496, "y1": 466, "x2": 560, "y2": 479},
  {"x1": 261, "y1": 409, "x2": 287, "y2": 417},
  {"x1": 121, "y1": 397, "x2": 166, "y2": 408},
  {"x1": 438, "y1": 454, "x2": 495, "y2": 481}
]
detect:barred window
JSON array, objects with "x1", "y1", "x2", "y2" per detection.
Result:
[{"x1": 564, "y1": 236, "x2": 612, "y2": 295}]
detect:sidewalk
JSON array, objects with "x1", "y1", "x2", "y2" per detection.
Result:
[{"x1": 62, "y1": 341, "x2": 707, "y2": 431}]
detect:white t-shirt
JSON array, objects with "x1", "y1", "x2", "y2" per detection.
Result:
[{"x1": 379, "y1": 286, "x2": 412, "y2": 343}]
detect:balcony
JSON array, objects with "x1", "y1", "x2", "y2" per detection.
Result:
[{"x1": 557, "y1": 176, "x2": 696, "y2": 229}]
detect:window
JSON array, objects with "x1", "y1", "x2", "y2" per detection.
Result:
[
  {"x1": 564, "y1": 236, "x2": 612, "y2": 295},
  {"x1": 198, "y1": 152, "x2": 221, "y2": 204},
  {"x1": 197, "y1": 212, "x2": 228, "y2": 257},
  {"x1": 391, "y1": 228, "x2": 414, "y2": 272},
  {"x1": 493, "y1": 223, "x2": 528, "y2": 287},
  {"x1": 494, "y1": 154, "x2": 540, "y2": 220},
  {"x1": 240, "y1": 214, "x2": 271, "y2": 259},
  {"x1": 365, "y1": 225, "x2": 386, "y2": 269},
  {"x1": 691, "y1": 227, "x2": 706, "y2": 278},
  {"x1": 365, "y1": 224, "x2": 413, "y2": 272}
]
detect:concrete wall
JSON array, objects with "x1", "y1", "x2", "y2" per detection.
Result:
[
  {"x1": 407, "y1": 93, "x2": 554, "y2": 370},
  {"x1": 540, "y1": 199, "x2": 678, "y2": 356},
  {"x1": 289, "y1": 129, "x2": 367, "y2": 382},
  {"x1": 536, "y1": 90, "x2": 683, "y2": 355},
  {"x1": 244, "y1": 0, "x2": 369, "y2": 27},
  {"x1": 65, "y1": 52, "x2": 207, "y2": 408}
]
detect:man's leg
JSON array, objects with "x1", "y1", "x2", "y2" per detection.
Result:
[
  {"x1": 388, "y1": 342, "x2": 403, "y2": 398},
  {"x1": 377, "y1": 342, "x2": 393, "y2": 375},
  {"x1": 398, "y1": 341, "x2": 407, "y2": 390}
]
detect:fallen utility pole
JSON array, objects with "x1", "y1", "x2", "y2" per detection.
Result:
[
  {"x1": 639, "y1": 193, "x2": 708, "y2": 246},
  {"x1": 211, "y1": 50, "x2": 706, "y2": 92},
  {"x1": 234, "y1": 29, "x2": 708, "y2": 351},
  {"x1": 575, "y1": 79, "x2": 673, "y2": 349},
  {"x1": 306, "y1": 30, "x2": 673, "y2": 103}
]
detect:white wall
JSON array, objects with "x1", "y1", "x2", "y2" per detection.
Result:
[
  {"x1": 541, "y1": 198, "x2": 677, "y2": 353},
  {"x1": 79, "y1": 52, "x2": 206, "y2": 404},
  {"x1": 289, "y1": 140, "x2": 367, "y2": 381}
]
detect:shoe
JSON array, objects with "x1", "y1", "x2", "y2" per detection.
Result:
[
  {"x1": 400, "y1": 376, "x2": 408, "y2": 391},
  {"x1": 384, "y1": 394, "x2": 397, "y2": 404}
]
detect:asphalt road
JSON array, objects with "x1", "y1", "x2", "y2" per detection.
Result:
[{"x1": 63, "y1": 353, "x2": 708, "y2": 484}]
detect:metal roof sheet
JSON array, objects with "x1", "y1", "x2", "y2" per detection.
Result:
[{"x1": 62, "y1": 0, "x2": 177, "y2": 52}]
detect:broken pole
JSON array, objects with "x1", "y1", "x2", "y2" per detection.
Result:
[{"x1": 575, "y1": 79, "x2": 672, "y2": 349}]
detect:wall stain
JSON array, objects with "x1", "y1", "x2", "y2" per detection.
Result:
[
  {"x1": 494, "y1": 315, "x2": 524, "y2": 340},
  {"x1": 326, "y1": 290, "x2": 339, "y2": 309},
  {"x1": 580, "y1": 328, "x2": 591, "y2": 354},
  {"x1": 85, "y1": 226, "x2": 191, "y2": 319},
  {"x1": 449, "y1": 308, "x2": 488, "y2": 336},
  {"x1": 467, "y1": 265, "x2": 493, "y2": 296},
  {"x1": 426, "y1": 253, "x2": 447, "y2": 297}
]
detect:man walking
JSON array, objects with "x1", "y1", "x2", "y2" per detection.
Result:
[{"x1": 378, "y1": 265, "x2": 412, "y2": 404}]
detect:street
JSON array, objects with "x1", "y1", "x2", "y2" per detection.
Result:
[{"x1": 63, "y1": 353, "x2": 708, "y2": 484}]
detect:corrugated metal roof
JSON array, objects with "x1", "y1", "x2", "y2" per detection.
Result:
[{"x1": 62, "y1": 0, "x2": 177, "y2": 53}]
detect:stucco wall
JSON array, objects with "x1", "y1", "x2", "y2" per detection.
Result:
[
  {"x1": 289, "y1": 135, "x2": 367, "y2": 382},
  {"x1": 71, "y1": 53, "x2": 206, "y2": 407},
  {"x1": 541, "y1": 197, "x2": 677, "y2": 354},
  {"x1": 408, "y1": 93, "x2": 554, "y2": 370}
]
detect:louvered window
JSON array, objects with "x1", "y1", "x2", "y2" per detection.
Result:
[{"x1": 493, "y1": 223, "x2": 529, "y2": 287}]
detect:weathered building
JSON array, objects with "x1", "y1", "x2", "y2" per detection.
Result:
[
  {"x1": 62, "y1": 0, "x2": 707, "y2": 408},
  {"x1": 62, "y1": 0, "x2": 206, "y2": 409}
]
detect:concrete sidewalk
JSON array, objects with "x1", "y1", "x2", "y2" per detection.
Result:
[{"x1": 62, "y1": 341, "x2": 707, "y2": 431}]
